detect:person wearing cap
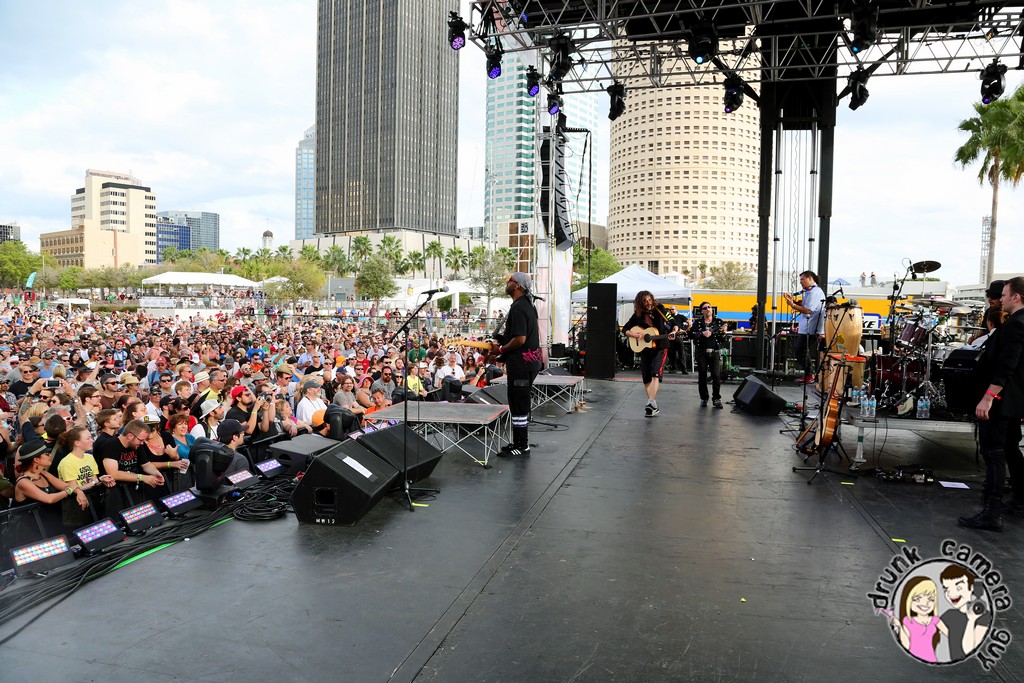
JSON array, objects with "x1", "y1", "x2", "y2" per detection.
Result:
[
  {"x1": 225, "y1": 385, "x2": 273, "y2": 437},
  {"x1": 308, "y1": 409, "x2": 332, "y2": 437},
  {"x1": 13, "y1": 440, "x2": 92, "y2": 520},
  {"x1": 273, "y1": 364, "x2": 298, "y2": 404},
  {"x1": 192, "y1": 398, "x2": 224, "y2": 440},
  {"x1": 969, "y1": 280, "x2": 1008, "y2": 345},
  {"x1": 191, "y1": 368, "x2": 227, "y2": 417},
  {"x1": 119, "y1": 372, "x2": 143, "y2": 400},
  {"x1": 492, "y1": 272, "x2": 542, "y2": 457},
  {"x1": 296, "y1": 378, "x2": 328, "y2": 423},
  {"x1": 38, "y1": 352, "x2": 63, "y2": 380},
  {"x1": 214, "y1": 419, "x2": 256, "y2": 476}
]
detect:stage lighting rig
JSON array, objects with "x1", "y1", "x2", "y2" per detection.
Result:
[
  {"x1": 981, "y1": 60, "x2": 1007, "y2": 103},
  {"x1": 547, "y1": 35, "x2": 574, "y2": 82},
  {"x1": 687, "y1": 24, "x2": 718, "y2": 65},
  {"x1": 548, "y1": 92, "x2": 563, "y2": 115},
  {"x1": 486, "y1": 44, "x2": 503, "y2": 79},
  {"x1": 448, "y1": 11, "x2": 467, "y2": 50},
  {"x1": 525, "y1": 66, "x2": 541, "y2": 97},
  {"x1": 723, "y1": 77, "x2": 744, "y2": 113},
  {"x1": 607, "y1": 81, "x2": 626, "y2": 121},
  {"x1": 847, "y1": 68, "x2": 870, "y2": 110},
  {"x1": 849, "y1": 2, "x2": 878, "y2": 54}
]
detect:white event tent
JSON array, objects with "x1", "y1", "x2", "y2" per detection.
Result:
[
  {"x1": 571, "y1": 264, "x2": 691, "y2": 304},
  {"x1": 141, "y1": 272, "x2": 258, "y2": 289}
]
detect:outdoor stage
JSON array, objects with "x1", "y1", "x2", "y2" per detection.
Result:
[{"x1": 0, "y1": 377, "x2": 1020, "y2": 681}]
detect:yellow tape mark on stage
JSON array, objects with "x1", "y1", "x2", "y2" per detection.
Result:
[
  {"x1": 412, "y1": 502, "x2": 429, "y2": 508},
  {"x1": 841, "y1": 481, "x2": 855, "y2": 486},
  {"x1": 891, "y1": 538, "x2": 906, "y2": 543}
]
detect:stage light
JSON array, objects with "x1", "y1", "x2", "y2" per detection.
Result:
[
  {"x1": 606, "y1": 81, "x2": 626, "y2": 121},
  {"x1": 486, "y1": 46, "x2": 502, "y2": 79},
  {"x1": 723, "y1": 77, "x2": 744, "y2": 113},
  {"x1": 981, "y1": 60, "x2": 1007, "y2": 103},
  {"x1": 118, "y1": 500, "x2": 163, "y2": 533},
  {"x1": 226, "y1": 469, "x2": 258, "y2": 490},
  {"x1": 526, "y1": 66, "x2": 541, "y2": 97},
  {"x1": 688, "y1": 24, "x2": 718, "y2": 65},
  {"x1": 849, "y1": 2, "x2": 878, "y2": 54},
  {"x1": 159, "y1": 489, "x2": 203, "y2": 516},
  {"x1": 255, "y1": 458, "x2": 285, "y2": 479},
  {"x1": 10, "y1": 536, "x2": 75, "y2": 577},
  {"x1": 548, "y1": 93, "x2": 563, "y2": 115},
  {"x1": 848, "y1": 69, "x2": 870, "y2": 110},
  {"x1": 73, "y1": 518, "x2": 125, "y2": 554},
  {"x1": 548, "y1": 36, "x2": 574, "y2": 81},
  {"x1": 447, "y1": 11, "x2": 467, "y2": 50}
]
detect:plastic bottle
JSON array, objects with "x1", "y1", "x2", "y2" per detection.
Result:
[
  {"x1": 922, "y1": 396, "x2": 931, "y2": 420},
  {"x1": 916, "y1": 396, "x2": 925, "y2": 419},
  {"x1": 868, "y1": 396, "x2": 877, "y2": 419}
]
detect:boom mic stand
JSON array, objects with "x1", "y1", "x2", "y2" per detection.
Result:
[{"x1": 388, "y1": 294, "x2": 441, "y2": 512}]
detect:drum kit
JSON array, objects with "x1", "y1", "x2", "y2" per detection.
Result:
[{"x1": 868, "y1": 260, "x2": 986, "y2": 415}]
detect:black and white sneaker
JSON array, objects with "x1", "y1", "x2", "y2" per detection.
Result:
[
  {"x1": 497, "y1": 445, "x2": 530, "y2": 457},
  {"x1": 644, "y1": 404, "x2": 653, "y2": 417},
  {"x1": 648, "y1": 406, "x2": 660, "y2": 417},
  {"x1": 713, "y1": 400, "x2": 724, "y2": 409}
]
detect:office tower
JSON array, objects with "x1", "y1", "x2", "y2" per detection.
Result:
[
  {"x1": 0, "y1": 222, "x2": 21, "y2": 243},
  {"x1": 155, "y1": 216, "x2": 192, "y2": 262},
  {"x1": 296, "y1": 125, "x2": 316, "y2": 240},
  {"x1": 40, "y1": 169, "x2": 156, "y2": 268},
  {"x1": 316, "y1": 0, "x2": 457, "y2": 234},
  {"x1": 156, "y1": 211, "x2": 220, "y2": 251},
  {"x1": 607, "y1": 79, "x2": 760, "y2": 276}
]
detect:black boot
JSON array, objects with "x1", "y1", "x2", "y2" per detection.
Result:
[
  {"x1": 499, "y1": 426, "x2": 531, "y2": 457},
  {"x1": 958, "y1": 495, "x2": 1004, "y2": 532}
]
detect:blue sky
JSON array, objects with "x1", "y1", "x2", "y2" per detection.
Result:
[{"x1": 0, "y1": 1, "x2": 1020, "y2": 287}]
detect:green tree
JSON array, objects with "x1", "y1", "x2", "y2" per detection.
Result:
[
  {"x1": 571, "y1": 248, "x2": 623, "y2": 291},
  {"x1": 436, "y1": 293, "x2": 473, "y2": 312},
  {"x1": 705, "y1": 261, "x2": 755, "y2": 290},
  {"x1": 264, "y1": 259, "x2": 327, "y2": 308},
  {"x1": 0, "y1": 240, "x2": 42, "y2": 289},
  {"x1": 351, "y1": 235, "x2": 373, "y2": 264},
  {"x1": 323, "y1": 245, "x2": 352, "y2": 277},
  {"x1": 495, "y1": 247, "x2": 517, "y2": 271},
  {"x1": 354, "y1": 255, "x2": 398, "y2": 309},
  {"x1": 468, "y1": 257, "x2": 510, "y2": 314},
  {"x1": 299, "y1": 244, "x2": 322, "y2": 266},
  {"x1": 377, "y1": 235, "x2": 404, "y2": 268},
  {"x1": 445, "y1": 246, "x2": 468, "y2": 278},
  {"x1": 406, "y1": 250, "x2": 426, "y2": 278},
  {"x1": 235, "y1": 247, "x2": 253, "y2": 262},
  {"x1": 468, "y1": 245, "x2": 489, "y2": 275},
  {"x1": 275, "y1": 245, "x2": 295, "y2": 261},
  {"x1": 955, "y1": 85, "x2": 1024, "y2": 283},
  {"x1": 425, "y1": 239, "x2": 445, "y2": 280},
  {"x1": 162, "y1": 247, "x2": 181, "y2": 263}
]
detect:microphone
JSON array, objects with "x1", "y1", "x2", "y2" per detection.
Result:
[{"x1": 423, "y1": 286, "x2": 449, "y2": 296}]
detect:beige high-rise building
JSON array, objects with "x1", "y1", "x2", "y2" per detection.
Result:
[
  {"x1": 40, "y1": 169, "x2": 158, "y2": 268},
  {"x1": 607, "y1": 78, "x2": 760, "y2": 278}
]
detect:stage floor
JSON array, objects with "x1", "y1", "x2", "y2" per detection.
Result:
[{"x1": 1, "y1": 375, "x2": 1020, "y2": 682}]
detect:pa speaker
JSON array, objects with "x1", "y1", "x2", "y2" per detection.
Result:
[
  {"x1": 270, "y1": 434, "x2": 344, "y2": 477},
  {"x1": 733, "y1": 375, "x2": 786, "y2": 416},
  {"x1": 586, "y1": 283, "x2": 617, "y2": 331},
  {"x1": 290, "y1": 440, "x2": 399, "y2": 525},
  {"x1": 356, "y1": 424, "x2": 444, "y2": 484},
  {"x1": 585, "y1": 330, "x2": 616, "y2": 379},
  {"x1": 466, "y1": 385, "x2": 508, "y2": 405}
]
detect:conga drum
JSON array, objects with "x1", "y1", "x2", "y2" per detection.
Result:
[
  {"x1": 825, "y1": 304, "x2": 863, "y2": 355},
  {"x1": 818, "y1": 353, "x2": 851, "y2": 395}
]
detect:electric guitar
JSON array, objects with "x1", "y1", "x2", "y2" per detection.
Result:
[
  {"x1": 626, "y1": 326, "x2": 677, "y2": 353},
  {"x1": 449, "y1": 337, "x2": 502, "y2": 362}
]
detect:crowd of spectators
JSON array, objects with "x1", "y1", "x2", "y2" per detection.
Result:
[{"x1": 0, "y1": 305, "x2": 506, "y2": 542}]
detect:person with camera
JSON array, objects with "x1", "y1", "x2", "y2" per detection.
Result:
[
  {"x1": 225, "y1": 384, "x2": 274, "y2": 437},
  {"x1": 295, "y1": 378, "x2": 327, "y2": 423}
]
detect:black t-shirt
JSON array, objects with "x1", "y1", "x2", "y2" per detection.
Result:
[
  {"x1": 96, "y1": 435, "x2": 149, "y2": 476},
  {"x1": 941, "y1": 607, "x2": 991, "y2": 661},
  {"x1": 226, "y1": 405, "x2": 273, "y2": 436},
  {"x1": 499, "y1": 296, "x2": 541, "y2": 372},
  {"x1": 9, "y1": 380, "x2": 31, "y2": 399}
]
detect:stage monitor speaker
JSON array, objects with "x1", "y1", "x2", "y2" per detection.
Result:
[
  {"x1": 586, "y1": 330, "x2": 616, "y2": 379},
  {"x1": 733, "y1": 375, "x2": 787, "y2": 417},
  {"x1": 355, "y1": 424, "x2": 444, "y2": 484},
  {"x1": 586, "y1": 283, "x2": 617, "y2": 332},
  {"x1": 269, "y1": 434, "x2": 345, "y2": 477},
  {"x1": 540, "y1": 367, "x2": 570, "y2": 376},
  {"x1": 550, "y1": 343, "x2": 568, "y2": 359},
  {"x1": 290, "y1": 440, "x2": 399, "y2": 525},
  {"x1": 466, "y1": 385, "x2": 509, "y2": 405}
]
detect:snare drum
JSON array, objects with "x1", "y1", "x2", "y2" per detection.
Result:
[
  {"x1": 825, "y1": 305, "x2": 863, "y2": 355},
  {"x1": 871, "y1": 354, "x2": 923, "y2": 395},
  {"x1": 897, "y1": 322, "x2": 928, "y2": 350}
]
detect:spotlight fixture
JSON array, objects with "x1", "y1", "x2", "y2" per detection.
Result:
[
  {"x1": 526, "y1": 66, "x2": 542, "y2": 97},
  {"x1": 548, "y1": 35, "x2": 574, "y2": 81},
  {"x1": 687, "y1": 24, "x2": 718, "y2": 65},
  {"x1": 849, "y1": 2, "x2": 878, "y2": 54},
  {"x1": 980, "y1": 60, "x2": 1007, "y2": 103},
  {"x1": 486, "y1": 45, "x2": 503, "y2": 79},
  {"x1": 10, "y1": 536, "x2": 75, "y2": 577},
  {"x1": 447, "y1": 11, "x2": 467, "y2": 50},
  {"x1": 848, "y1": 69, "x2": 870, "y2": 110},
  {"x1": 547, "y1": 93, "x2": 563, "y2": 115},
  {"x1": 723, "y1": 76, "x2": 744, "y2": 113},
  {"x1": 606, "y1": 81, "x2": 626, "y2": 121},
  {"x1": 73, "y1": 518, "x2": 126, "y2": 554}
]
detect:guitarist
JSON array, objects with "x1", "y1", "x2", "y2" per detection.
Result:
[
  {"x1": 688, "y1": 302, "x2": 727, "y2": 408},
  {"x1": 623, "y1": 291, "x2": 679, "y2": 417},
  {"x1": 494, "y1": 272, "x2": 542, "y2": 457}
]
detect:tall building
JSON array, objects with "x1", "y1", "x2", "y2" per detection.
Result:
[
  {"x1": 155, "y1": 216, "x2": 192, "y2": 262},
  {"x1": 296, "y1": 125, "x2": 316, "y2": 240},
  {"x1": 40, "y1": 169, "x2": 157, "y2": 268},
  {"x1": 607, "y1": 79, "x2": 761, "y2": 276},
  {"x1": 0, "y1": 222, "x2": 21, "y2": 243},
  {"x1": 156, "y1": 211, "x2": 220, "y2": 251},
  {"x1": 316, "y1": 0, "x2": 457, "y2": 235}
]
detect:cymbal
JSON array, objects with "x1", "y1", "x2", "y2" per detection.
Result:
[
  {"x1": 912, "y1": 298, "x2": 957, "y2": 308},
  {"x1": 893, "y1": 306, "x2": 920, "y2": 313},
  {"x1": 957, "y1": 299, "x2": 987, "y2": 308},
  {"x1": 950, "y1": 306, "x2": 973, "y2": 315},
  {"x1": 912, "y1": 260, "x2": 942, "y2": 274}
]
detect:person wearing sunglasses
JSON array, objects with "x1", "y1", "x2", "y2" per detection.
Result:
[{"x1": 688, "y1": 302, "x2": 728, "y2": 409}]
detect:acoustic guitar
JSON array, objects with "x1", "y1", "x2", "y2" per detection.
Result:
[
  {"x1": 815, "y1": 363, "x2": 848, "y2": 449},
  {"x1": 626, "y1": 326, "x2": 676, "y2": 353},
  {"x1": 448, "y1": 337, "x2": 502, "y2": 363}
]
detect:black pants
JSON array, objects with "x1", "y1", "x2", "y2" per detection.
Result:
[
  {"x1": 506, "y1": 367, "x2": 537, "y2": 448},
  {"x1": 793, "y1": 333, "x2": 821, "y2": 377},
  {"x1": 981, "y1": 416, "x2": 1024, "y2": 500},
  {"x1": 696, "y1": 349, "x2": 722, "y2": 401}
]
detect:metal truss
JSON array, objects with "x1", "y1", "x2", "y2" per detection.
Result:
[{"x1": 466, "y1": 0, "x2": 1024, "y2": 92}]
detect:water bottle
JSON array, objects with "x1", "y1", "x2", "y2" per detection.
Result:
[
  {"x1": 868, "y1": 396, "x2": 876, "y2": 419},
  {"x1": 922, "y1": 396, "x2": 930, "y2": 420},
  {"x1": 916, "y1": 396, "x2": 925, "y2": 419},
  {"x1": 859, "y1": 392, "x2": 866, "y2": 418}
]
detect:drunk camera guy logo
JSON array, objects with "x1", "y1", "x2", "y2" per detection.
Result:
[{"x1": 867, "y1": 540, "x2": 1012, "y2": 669}]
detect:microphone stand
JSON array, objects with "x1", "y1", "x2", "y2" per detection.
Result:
[{"x1": 387, "y1": 293, "x2": 441, "y2": 512}]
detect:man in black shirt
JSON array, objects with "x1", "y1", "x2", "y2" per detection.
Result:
[
  {"x1": 97, "y1": 418, "x2": 163, "y2": 514},
  {"x1": 225, "y1": 384, "x2": 274, "y2": 437},
  {"x1": 9, "y1": 364, "x2": 39, "y2": 399},
  {"x1": 688, "y1": 302, "x2": 728, "y2": 409},
  {"x1": 494, "y1": 272, "x2": 542, "y2": 457}
]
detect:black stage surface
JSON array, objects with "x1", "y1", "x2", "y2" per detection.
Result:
[{"x1": 1, "y1": 375, "x2": 1021, "y2": 682}]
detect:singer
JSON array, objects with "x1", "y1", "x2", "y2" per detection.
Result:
[
  {"x1": 494, "y1": 272, "x2": 542, "y2": 457},
  {"x1": 783, "y1": 270, "x2": 825, "y2": 385}
]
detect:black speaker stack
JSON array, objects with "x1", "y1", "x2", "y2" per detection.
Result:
[{"x1": 585, "y1": 282, "x2": 617, "y2": 379}]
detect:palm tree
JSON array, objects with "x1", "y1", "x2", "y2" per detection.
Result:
[
  {"x1": 424, "y1": 239, "x2": 445, "y2": 280},
  {"x1": 217, "y1": 248, "x2": 232, "y2": 261},
  {"x1": 495, "y1": 247, "x2": 517, "y2": 272},
  {"x1": 445, "y1": 246, "x2": 468, "y2": 278},
  {"x1": 255, "y1": 247, "x2": 274, "y2": 264},
  {"x1": 394, "y1": 256, "x2": 413, "y2": 276},
  {"x1": 276, "y1": 245, "x2": 295, "y2": 261},
  {"x1": 469, "y1": 245, "x2": 489, "y2": 275},
  {"x1": 323, "y1": 245, "x2": 351, "y2": 277},
  {"x1": 235, "y1": 247, "x2": 253, "y2": 263},
  {"x1": 377, "y1": 235, "x2": 404, "y2": 268},
  {"x1": 299, "y1": 244, "x2": 322, "y2": 266},
  {"x1": 955, "y1": 85, "x2": 1024, "y2": 283},
  {"x1": 406, "y1": 250, "x2": 426, "y2": 278},
  {"x1": 351, "y1": 235, "x2": 373, "y2": 264}
]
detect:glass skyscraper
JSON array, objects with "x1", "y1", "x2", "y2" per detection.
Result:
[
  {"x1": 296, "y1": 125, "x2": 316, "y2": 240},
  {"x1": 156, "y1": 211, "x2": 220, "y2": 251},
  {"x1": 316, "y1": 0, "x2": 457, "y2": 234},
  {"x1": 155, "y1": 217, "x2": 191, "y2": 262}
]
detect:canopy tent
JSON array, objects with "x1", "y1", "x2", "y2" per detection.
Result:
[
  {"x1": 571, "y1": 264, "x2": 691, "y2": 303},
  {"x1": 257, "y1": 276, "x2": 289, "y2": 287},
  {"x1": 141, "y1": 272, "x2": 257, "y2": 288}
]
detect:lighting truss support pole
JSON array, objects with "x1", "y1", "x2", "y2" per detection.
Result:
[
  {"x1": 755, "y1": 84, "x2": 777, "y2": 371},
  {"x1": 816, "y1": 111, "x2": 836, "y2": 289}
]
